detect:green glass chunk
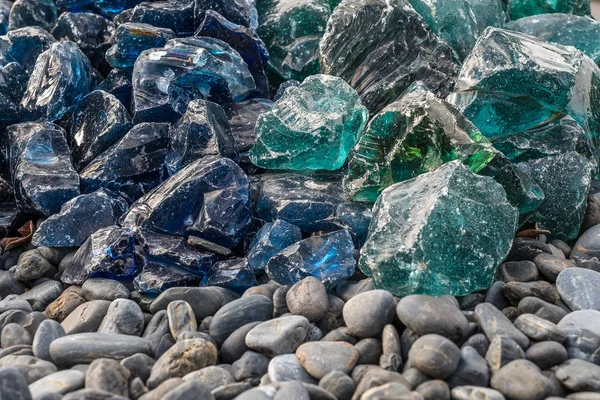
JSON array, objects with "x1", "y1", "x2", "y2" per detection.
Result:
[
  {"x1": 517, "y1": 152, "x2": 592, "y2": 241},
  {"x1": 257, "y1": 0, "x2": 331, "y2": 81},
  {"x1": 506, "y1": 14, "x2": 600, "y2": 65},
  {"x1": 509, "y1": 0, "x2": 590, "y2": 20},
  {"x1": 359, "y1": 160, "x2": 518, "y2": 297},
  {"x1": 249, "y1": 74, "x2": 368, "y2": 171}
]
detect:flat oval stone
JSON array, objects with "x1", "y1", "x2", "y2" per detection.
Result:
[
  {"x1": 28, "y1": 370, "x2": 84, "y2": 398},
  {"x1": 485, "y1": 336, "x2": 525, "y2": 372},
  {"x1": 407, "y1": 334, "x2": 461, "y2": 379},
  {"x1": 147, "y1": 338, "x2": 218, "y2": 389},
  {"x1": 525, "y1": 341, "x2": 568, "y2": 370},
  {"x1": 245, "y1": 315, "x2": 310, "y2": 357},
  {"x1": 514, "y1": 313, "x2": 567, "y2": 343},
  {"x1": 32, "y1": 319, "x2": 65, "y2": 362},
  {"x1": 97, "y1": 299, "x2": 144, "y2": 336},
  {"x1": 474, "y1": 303, "x2": 529, "y2": 349},
  {"x1": 182, "y1": 366, "x2": 234, "y2": 390},
  {"x1": 397, "y1": 295, "x2": 470, "y2": 343},
  {"x1": 81, "y1": 278, "x2": 130, "y2": 301},
  {"x1": 533, "y1": 253, "x2": 574, "y2": 282},
  {"x1": 296, "y1": 341, "x2": 359, "y2": 379},
  {"x1": 518, "y1": 297, "x2": 568, "y2": 324},
  {"x1": 14, "y1": 249, "x2": 54, "y2": 282},
  {"x1": 1, "y1": 322, "x2": 32, "y2": 347},
  {"x1": 45, "y1": 289, "x2": 87, "y2": 322},
  {"x1": 231, "y1": 351, "x2": 270, "y2": 381},
  {"x1": 220, "y1": 321, "x2": 261, "y2": 364},
  {"x1": 557, "y1": 268, "x2": 600, "y2": 311},
  {"x1": 20, "y1": 280, "x2": 62, "y2": 311},
  {"x1": 0, "y1": 294, "x2": 33, "y2": 314},
  {"x1": 63, "y1": 388, "x2": 129, "y2": 400},
  {"x1": 60, "y1": 300, "x2": 111, "y2": 334},
  {"x1": 555, "y1": 358, "x2": 600, "y2": 392},
  {"x1": 268, "y1": 354, "x2": 316, "y2": 384},
  {"x1": 447, "y1": 346, "x2": 490, "y2": 388},
  {"x1": 318, "y1": 371, "x2": 355, "y2": 400},
  {"x1": 209, "y1": 295, "x2": 273, "y2": 345},
  {"x1": 451, "y1": 386, "x2": 505, "y2": 400},
  {"x1": 0, "y1": 367, "x2": 33, "y2": 400},
  {"x1": 557, "y1": 310, "x2": 600, "y2": 336},
  {"x1": 286, "y1": 277, "x2": 329, "y2": 323},
  {"x1": 167, "y1": 300, "x2": 197, "y2": 339},
  {"x1": 497, "y1": 261, "x2": 538, "y2": 283},
  {"x1": 343, "y1": 290, "x2": 395, "y2": 338},
  {"x1": 85, "y1": 358, "x2": 130, "y2": 397},
  {"x1": 0, "y1": 355, "x2": 58, "y2": 384},
  {"x1": 490, "y1": 359, "x2": 553, "y2": 400},
  {"x1": 161, "y1": 380, "x2": 214, "y2": 400},
  {"x1": 150, "y1": 287, "x2": 236, "y2": 320},
  {"x1": 48, "y1": 333, "x2": 152, "y2": 367}
]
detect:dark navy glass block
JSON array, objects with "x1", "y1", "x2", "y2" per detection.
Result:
[
  {"x1": 80, "y1": 122, "x2": 169, "y2": 203},
  {"x1": 8, "y1": 122, "x2": 80, "y2": 216},
  {"x1": 0, "y1": 62, "x2": 28, "y2": 124},
  {"x1": 247, "y1": 219, "x2": 302, "y2": 273},
  {"x1": 21, "y1": 41, "x2": 92, "y2": 122},
  {"x1": 96, "y1": 0, "x2": 144, "y2": 17},
  {"x1": 194, "y1": 0, "x2": 258, "y2": 30},
  {"x1": 332, "y1": 202, "x2": 372, "y2": 247},
  {"x1": 8, "y1": 0, "x2": 57, "y2": 31},
  {"x1": 32, "y1": 189, "x2": 129, "y2": 247},
  {"x1": 69, "y1": 90, "x2": 133, "y2": 171},
  {"x1": 200, "y1": 258, "x2": 257, "y2": 295},
  {"x1": 134, "y1": 256, "x2": 203, "y2": 294},
  {"x1": 223, "y1": 99, "x2": 272, "y2": 153},
  {"x1": 61, "y1": 225, "x2": 141, "y2": 285},
  {"x1": 266, "y1": 229, "x2": 356, "y2": 286},
  {"x1": 97, "y1": 69, "x2": 133, "y2": 112},
  {"x1": 106, "y1": 22, "x2": 175, "y2": 70},
  {"x1": 165, "y1": 99, "x2": 238, "y2": 176},
  {"x1": 2, "y1": 27, "x2": 56, "y2": 73},
  {"x1": 121, "y1": 0, "x2": 195, "y2": 37},
  {"x1": 196, "y1": 10, "x2": 269, "y2": 98},
  {"x1": 273, "y1": 79, "x2": 299, "y2": 101}
]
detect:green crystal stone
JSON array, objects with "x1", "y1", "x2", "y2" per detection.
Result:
[
  {"x1": 506, "y1": 14, "x2": 600, "y2": 66},
  {"x1": 257, "y1": 0, "x2": 331, "y2": 81},
  {"x1": 343, "y1": 82, "x2": 543, "y2": 224},
  {"x1": 319, "y1": 0, "x2": 460, "y2": 114},
  {"x1": 359, "y1": 160, "x2": 518, "y2": 297},
  {"x1": 469, "y1": 0, "x2": 509, "y2": 32},
  {"x1": 517, "y1": 152, "x2": 592, "y2": 241},
  {"x1": 447, "y1": 28, "x2": 600, "y2": 163},
  {"x1": 509, "y1": 0, "x2": 590, "y2": 20},
  {"x1": 249, "y1": 74, "x2": 368, "y2": 171}
]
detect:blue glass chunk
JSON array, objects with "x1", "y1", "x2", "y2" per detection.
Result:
[
  {"x1": 122, "y1": 0, "x2": 196, "y2": 37},
  {"x1": 51, "y1": 12, "x2": 114, "y2": 74},
  {"x1": 194, "y1": 0, "x2": 258, "y2": 30},
  {"x1": 97, "y1": 69, "x2": 133, "y2": 112},
  {"x1": 247, "y1": 219, "x2": 302, "y2": 273},
  {"x1": 1, "y1": 27, "x2": 56, "y2": 73},
  {"x1": 132, "y1": 37, "x2": 255, "y2": 123},
  {"x1": 223, "y1": 99, "x2": 272, "y2": 153},
  {"x1": 200, "y1": 258, "x2": 258, "y2": 294},
  {"x1": 0, "y1": 206, "x2": 20, "y2": 240},
  {"x1": 106, "y1": 22, "x2": 175, "y2": 70},
  {"x1": 332, "y1": 202, "x2": 372, "y2": 247},
  {"x1": 196, "y1": 10, "x2": 269, "y2": 98},
  {"x1": 80, "y1": 122, "x2": 169, "y2": 203},
  {"x1": 8, "y1": 122, "x2": 80, "y2": 216},
  {"x1": 96, "y1": 0, "x2": 144, "y2": 17},
  {"x1": 255, "y1": 173, "x2": 346, "y2": 233},
  {"x1": 8, "y1": 0, "x2": 57, "y2": 31},
  {"x1": 70, "y1": 90, "x2": 134, "y2": 171},
  {"x1": 134, "y1": 257, "x2": 202, "y2": 294},
  {"x1": 266, "y1": 229, "x2": 356, "y2": 286},
  {"x1": 21, "y1": 41, "x2": 92, "y2": 122},
  {"x1": 165, "y1": 99, "x2": 238, "y2": 176},
  {"x1": 0, "y1": 175, "x2": 13, "y2": 204},
  {"x1": 139, "y1": 230, "x2": 216, "y2": 274},
  {"x1": 273, "y1": 80, "x2": 299, "y2": 101},
  {"x1": 0, "y1": 62, "x2": 28, "y2": 124},
  {"x1": 32, "y1": 189, "x2": 128, "y2": 247},
  {"x1": 122, "y1": 156, "x2": 251, "y2": 248},
  {"x1": 61, "y1": 225, "x2": 141, "y2": 285},
  {"x1": 0, "y1": 14, "x2": 8, "y2": 35}
]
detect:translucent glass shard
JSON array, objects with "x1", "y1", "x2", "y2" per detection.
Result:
[
  {"x1": 200, "y1": 258, "x2": 258, "y2": 294},
  {"x1": 510, "y1": 0, "x2": 590, "y2": 20},
  {"x1": 106, "y1": 23, "x2": 175, "y2": 71},
  {"x1": 247, "y1": 219, "x2": 302, "y2": 273},
  {"x1": 223, "y1": 99, "x2": 273, "y2": 153}
]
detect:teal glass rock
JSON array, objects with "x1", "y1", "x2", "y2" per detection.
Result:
[
  {"x1": 319, "y1": 0, "x2": 460, "y2": 113},
  {"x1": 505, "y1": 14, "x2": 600, "y2": 66},
  {"x1": 247, "y1": 219, "x2": 303, "y2": 273},
  {"x1": 509, "y1": 0, "x2": 590, "y2": 20},
  {"x1": 469, "y1": 0, "x2": 509, "y2": 33},
  {"x1": 517, "y1": 152, "x2": 592, "y2": 241},
  {"x1": 447, "y1": 28, "x2": 600, "y2": 165},
  {"x1": 359, "y1": 160, "x2": 518, "y2": 297},
  {"x1": 257, "y1": 0, "x2": 331, "y2": 81},
  {"x1": 249, "y1": 74, "x2": 368, "y2": 171}
]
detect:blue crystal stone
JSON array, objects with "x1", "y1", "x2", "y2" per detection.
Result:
[
  {"x1": 0, "y1": 14, "x2": 7, "y2": 35},
  {"x1": 134, "y1": 256, "x2": 203, "y2": 294},
  {"x1": 97, "y1": 70, "x2": 133, "y2": 112},
  {"x1": 255, "y1": 173, "x2": 346, "y2": 233},
  {"x1": 119, "y1": 0, "x2": 196, "y2": 37},
  {"x1": 518, "y1": 152, "x2": 593, "y2": 241},
  {"x1": 131, "y1": 37, "x2": 255, "y2": 123},
  {"x1": 51, "y1": 12, "x2": 114, "y2": 74},
  {"x1": 195, "y1": 0, "x2": 258, "y2": 30},
  {"x1": 200, "y1": 258, "x2": 258, "y2": 294},
  {"x1": 0, "y1": 206, "x2": 20, "y2": 240},
  {"x1": 506, "y1": 14, "x2": 600, "y2": 66},
  {"x1": 273, "y1": 80, "x2": 299, "y2": 101},
  {"x1": 332, "y1": 202, "x2": 372, "y2": 247},
  {"x1": 510, "y1": 0, "x2": 590, "y2": 19},
  {"x1": 70, "y1": 90, "x2": 134, "y2": 171},
  {"x1": 165, "y1": 99, "x2": 239, "y2": 176},
  {"x1": 1, "y1": 27, "x2": 56, "y2": 73},
  {"x1": 266, "y1": 229, "x2": 356, "y2": 286},
  {"x1": 0, "y1": 62, "x2": 28, "y2": 123},
  {"x1": 96, "y1": 0, "x2": 144, "y2": 17},
  {"x1": 8, "y1": 0, "x2": 57, "y2": 31},
  {"x1": 8, "y1": 122, "x2": 80, "y2": 216},
  {"x1": 32, "y1": 189, "x2": 128, "y2": 247},
  {"x1": 21, "y1": 41, "x2": 92, "y2": 122},
  {"x1": 139, "y1": 230, "x2": 216, "y2": 274},
  {"x1": 80, "y1": 122, "x2": 170, "y2": 203},
  {"x1": 223, "y1": 99, "x2": 272, "y2": 153},
  {"x1": 247, "y1": 219, "x2": 302, "y2": 273},
  {"x1": 106, "y1": 22, "x2": 175, "y2": 70},
  {"x1": 196, "y1": 10, "x2": 269, "y2": 98},
  {"x1": 122, "y1": 156, "x2": 251, "y2": 248},
  {"x1": 61, "y1": 225, "x2": 141, "y2": 285},
  {"x1": 0, "y1": 175, "x2": 13, "y2": 204}
]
